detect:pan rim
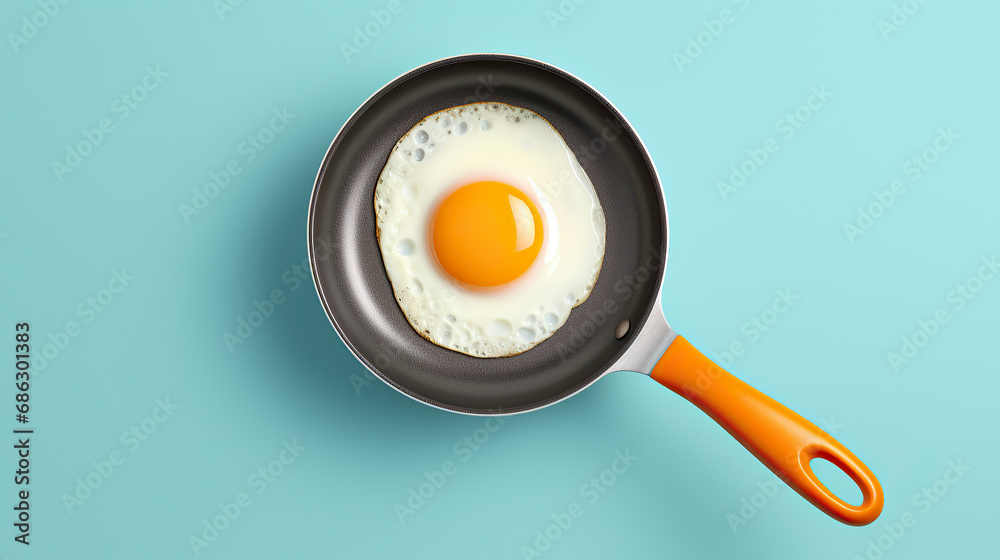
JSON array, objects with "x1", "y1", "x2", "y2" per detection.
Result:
[{"x1": 307, "y1": 53, "x2": 669, "y2": 416}]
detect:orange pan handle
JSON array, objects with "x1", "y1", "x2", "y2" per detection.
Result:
[{"x1": 650, "y1": 336, "x2": 883, "y2": 525}]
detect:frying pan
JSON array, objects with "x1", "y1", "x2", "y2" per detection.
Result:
[{"x1": 308, "y1": 54, "x2": 883, "y2": 525}]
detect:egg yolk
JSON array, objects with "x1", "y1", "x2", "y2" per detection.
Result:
[{"x1": 430, "y1": 181, "x2": 543, "y2": 288}]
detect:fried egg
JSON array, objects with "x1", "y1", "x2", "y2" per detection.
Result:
[{"x1": 375, "y1": 102, "x2": 605, "y2": 358}]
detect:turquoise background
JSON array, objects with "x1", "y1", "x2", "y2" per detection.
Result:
[{"x1": 2, "y1": 1, "x2": 998, "y2": 558}]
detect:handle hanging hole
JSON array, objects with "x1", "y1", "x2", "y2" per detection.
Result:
[
  {"x1": 809, "y1": 457, "x2": 864, "y2": 507},
  {"x1": 614, "y1": 319, "x2": 630, "y2": 339}
]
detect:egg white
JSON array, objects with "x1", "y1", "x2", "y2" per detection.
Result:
[{"x1": 375, "y1": 102, "x2": 605, "y2": 358}]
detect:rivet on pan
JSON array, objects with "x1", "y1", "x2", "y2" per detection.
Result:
[{"x1": 614, "y1": 319, "x2": 630, "y2": 340}]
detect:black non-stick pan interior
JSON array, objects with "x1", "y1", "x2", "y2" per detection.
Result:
[{"x1": 310, "y1": 55, "x2": 667, "y2": 414}]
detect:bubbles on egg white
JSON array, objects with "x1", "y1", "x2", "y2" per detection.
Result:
[
  {"x1": 523, "y1": 314, "x2": 536, "y2": 326},
  {"x1": 395, "y1": 238, "x2": 414, "y2": 256},
  {"x1": 592, "y1": 206, "x2": 605, "y2": 226},
  {"x1": 517, "y1": 328, "x2": 535, "y2": 342},
  {"x1": 408, "y1": 278, "x2": 423, "y2": 295},
  {"x1": 414, "y1": 148, "x2": 424, "y2": 161},
  {"x1": 544, "y1": 313, "x2": 558, "y2": 327},
  {"x1": 488, "y1": 319, "x2": 512, "y2": 338},
  {"x1": 401, "y1": 182, "x2": 416, "y2": 202},
  {"x1": 480, "y1": 120, "x2": 491, "y2": 131},
  {"x1": 456, "y1": 121, "x2": 468, "y2": 134},
  {"x1": 415, "y1": 130, "x2": 429, "y2": 144}
]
